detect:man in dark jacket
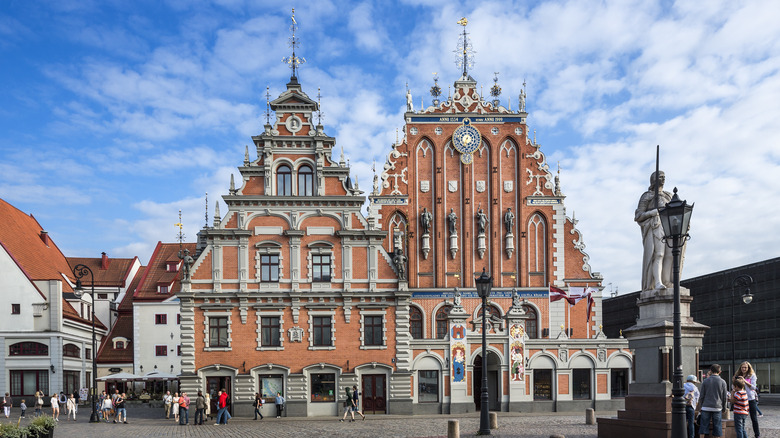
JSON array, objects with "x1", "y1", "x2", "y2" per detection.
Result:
[
  {"x1": 696, "y1": 364, "x2": 728, "y2": 437},
  {"x1": 194, "y1": 391, "x2": 206, "y2": 425}
]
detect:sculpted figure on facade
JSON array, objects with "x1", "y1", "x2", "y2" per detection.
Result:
[
  {"x1": 519, "y1": 89, "x2": 526, "y2": 112},
  {"x1": 476, "y1": 208, "x2": 488, "y2": 235},
  {"x1": 635, "y1": 171, "x2": 674, "y2": 291},
  {"x1": 504, "y1": 207, "x2": 515, "y2": 234},
  {"x1": 406, "y1": 88, "x2": 413, "y2": 112},
  {"x1": 179, "y1": 248, "x2": 194, "y2": 281},
  {"x1": 447, "y1": 208, "x2": 457, "y2": 236},
  {"x1": 393, "y1": 248, "x2": 408, "y2": 280},
  {"x1": 420, "y1": 207, "x2": 433, "y2": 235}
]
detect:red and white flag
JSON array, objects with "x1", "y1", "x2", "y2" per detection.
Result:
[
  {"x1": 568, "y1": 287, "x2": 587, "y2": 305},
  {"x1": 585, "y1": 287, "x2": 597, "y2": 322},
  {"x1": 550, "y1": 286, "x2": 575, "y2": 305}
]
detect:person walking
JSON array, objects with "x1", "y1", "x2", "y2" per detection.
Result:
[
  {"x1": 101, "y1": 394, "x2": 112, "y2": 422},
  {"x1": 115, "y1": 393, "x2": 127, "y2": 424},
  {"x1": 352, "y1": 385, "x2": 366, "y2": 420},
  {"x1": 50, "y1": 393, "x2": 60, "y2": 422},
  {"x1": 684, "y1": 375, "x2": 700, "y2": 438},
  {"x1": 253, "y1": 393, "x2": 264, "y2": 420},
  {"x1": 204, "y1": 392, "x2": 211, "y2": 423},
  {"x1": 172, "y1": 392, "x2": 180, "y2": 422},
  {"x1": 194, "y1": 390, "x2": 206, "y2": 425},
  {"x1": 163, "y1": 390, "x2": 172, "y2": 419},
  {"x1": 216, "y1": 389, "x2": 231, "y2": 425},
  {"x1": 731, "y1": 377, "x2": 749, "y2": 438},
  {"x1": 66, "y1": 393, "x2": 77, "y2": 421},
  {"x1": 34, "y1": 390, "x2": 44, "y2": 417},
  {"x1": 179, "y1": 392, "x2": 190, "y2": 425},
  {"x1": 274, "y1": 392, "x2": 285, "y2": 419},
  {"x1": 734, "y1": 361, "x2": 761, "y2": 438},
  {"x1": 696, "y1": 364, "x2": 728, "y2": 438},
  {"x1": 19, "y1": 400, "x2": 27, "y2": 418},
  {"x1": 2, "y1": 392, "x2": 11, "y2": 418},
  {"x1": 339, "y1": 387, "x2": 355, "y2": 422}
]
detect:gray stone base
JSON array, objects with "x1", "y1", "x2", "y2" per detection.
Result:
[
  {"x1": 388, "y1": 398, "x2": 414, "y2": 415},
  {"x1": 409, "y1": 402, "x2": 441, "y2": 415},
  {"x1": 449, "y1": 401, "x2": 477, "y2": 414}
]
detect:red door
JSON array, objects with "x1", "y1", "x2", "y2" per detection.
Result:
[{"x1": 360, "y1": 374, "x2": 386, "y2": 414}]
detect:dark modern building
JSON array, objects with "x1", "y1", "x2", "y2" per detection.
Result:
[{"x1": 603, "y1": 257, "x2": 780, "y2": 393}]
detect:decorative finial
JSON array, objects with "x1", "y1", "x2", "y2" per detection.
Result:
[
  {"x1": 282, "y1": 8, "x2": 306, "y2": 79},
  {"x1": 533, "y1": 129, "x2": 537, "y2": 144},
  {"x1": 372, "y1": 160, "x2": 379, "y2": 195},
  {"x1": 204, "y1": 192, "x2": 208, "y2": 227},
  {"x1": 229, "y1": 174, "x2": 236, "y2": 195},
  {"x1": 339, "y1": 145, "x2": 345, "y2": 165},
  {"x1": 244, "y1": 145, "x2": 250, "y2": 166},
  {"x1": 554, "y1": 161, "x2": 562, "y2": 196},
  {"x1": 455, "y1": 17, "x2": 475, "y2": 77},
  {"x1": 490, "y1": 72, "x2": 501, "y2": 106},
  {"x1": 175, "y1": 210, "x2": 185, "y2": 249},
  {"x1": 316, "y1": 87, "x2": 323, "y2": 125},
  {"x1": 430, "y1": 72, "x2": 441, "y2": 105},
  {"x1": 265, "y1": 86, "x2": 271, "y2": 124},
  {"x1": 213, "y1": 201, "x2": 221, "y2": 227}
]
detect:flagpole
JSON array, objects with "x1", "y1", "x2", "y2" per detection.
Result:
[{"x1": 548, "y1": 285, "x2": 552, "y2": 339}]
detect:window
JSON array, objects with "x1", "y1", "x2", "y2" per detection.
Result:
[
  {"x1": 410, "y1": 307, "x2": 423, "y2": 339},
  {"x1": 310, "y1": 373, "x2": 335, "y2": 402},
  {"x1": 533, "y1": 369, "x2": 552, "y2": 400},
  {"x1": 177, "y1": 314, "x2": 181, "y2": 324},
  {"x1": 115, "y1": 341, "x2": 125, "y2": 350},
  {"x1": 527, "y1": 213, "x2": 547, "y2": 282},
  {"x1": 155, "y1": 345, "x2": 167, "y2": 356},
  {"x1": 611, "y1": 369, "x2": 629, "y2": 398},
  {"x1": 11, "y1": 304, "x2": 20, "y2": 314},
  {"x1": 261, "y1": 255, "x2": 280, "y2": 282},
  {"x1": 158, "y1": 285, "x2": 169, "y2": 294},
  {"x1": 364, "y1": 315, "x2": 384, "y2": 346},
  {"x1": 177, "y1": 345, "x2": 182, "y2": 356},
  {"x1": 276, "y1": 165, "x2": 292, "y2": 196},
  {"x1": 85, "y1": 348, "x2": 92, "y2": 360},
  {"x1": 9, "y1": 342, "x2": 48, "y2": 356},
  {"x1": 155, "y1": 314, "x2": 167, "y2": 325},
  {"x1": 297, "y1": 165, "x2": 314, "y2": 196},
  {"x1": 63, "y1": 344, "x2": 80, "y2": 359},
  {"x1": 418, "y1": 370, "x2": 439, "y2": 403},
  {"x1": 573, "y1": 369, "x2": 591, "y2": 399},
  {"x1": 10, "y1": 370, "x2": 48, "y2": 398},
  {"x1": 209, "y1": 316, "x2": 229, "y2": 347},
  {"x1": 166, "y1": 262, "x2": 178, "y2": 272},
  {"x1": 63, "y1": 371, "x2": 79, "y2": 396},
  {"x1": 259, "y1": 375, "x2": 283, "y2": 403},
  {"x1": 262, "y1": 316, "x2": 281, "y2": 347},
  {"x1": 435, "y1": 305, "x2": 452, "y2": 339},
  {"x1": 522, "y1": 305, "x2": 538, "y2": 339},
  {"x1": 312, "y1": 254, "x2": 331, "y2": 282},
  {"x1": 313, "y1": 316, "x2": 332, "y2": 347},
  {"x1": 97, "y1": 293, "x2": 108, "y2": 300}
]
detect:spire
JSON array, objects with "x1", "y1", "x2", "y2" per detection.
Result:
[
  {"x1": 175, "y1": 209, "x2": 185, "y2": 250},
  {"x1": 490, "y1": 72, "x2": 501, "y2": 107},
  {"x1": 430, "y1": 72, "x2": 441, "y2": 106},
  {"x1": 316, "y1": 87, "x2": 323, "y2": 125},
  {"x1": 282, "y1": 8, "x2": 306, "y2": 81},
  {"x1": 555, "y1": 161, "x2": 563, "y2": 196},
  {"x1": 264, "y1": 86, "x2": 272, "y2": 125},
  {"x1": 229, "y1": 174, "x2": 237, "y2": 195},
  {"x1": 339, "y1": 145, "x2": 346, "y2": 166},
  {"x1": 204, "y1": 192, "x2": 208, "y2": 228},
  {"x1": 213, "y1": 201, "x2": 221, "y2": 228},
  {"x1": 244, "y1": 145, "x2": 250, "y2": 166},
  {"x1": 455, "y1": 17, "x2": 475, "y2": 79}
]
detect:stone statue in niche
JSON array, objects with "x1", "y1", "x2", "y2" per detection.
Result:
[
  {"x1": 634, "y1": 171, "x2": 674, "y2": 291},
  {"x1": 453, "y1": 287, "x2": 462, "y2": 307},
  {"x1": 447, "y1": 208, "x2": 457, "y2": 236},
  {"x1": 392, "y1": 248, "x2": 407, "y2": 280},
  {"x1": 504, "y1": 208, "x2": 515, "y2": 234},
  {"x1": 476, "y1": 208, "x2": 488, "y2": 235},
  {"x1": 420, "y1": 207, "x2": 433, "y2": 235}
]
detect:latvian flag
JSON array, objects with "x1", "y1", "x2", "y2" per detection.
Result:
[
  {"x1": 585, "y1": 287, "x2": 596, "y2": 322},
  {"x1": 568, "y1": 287, "x2": 598, "y2": 321},
  {"x1": 549, "y1": 286, "x2": 574, "y2": 304}
]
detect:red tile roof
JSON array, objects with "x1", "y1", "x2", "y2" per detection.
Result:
[
  {"x1": 67, "y1": 256, "x2": 138, "y2": 288},
  {"x1": 96, "y1": 314, "x2": 134, "y2": 364},
  {"x1": 133, "y1": 242, "x2": 195, "y2": 302},
  {"x1": 0, "y1": 198, "x2": 106, "y2": 330}
]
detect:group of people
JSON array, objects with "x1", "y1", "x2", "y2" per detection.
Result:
[
  {"x1": 163, "y1": 390, "x2": 205, "y2": 425},
  {"x1": 2, "y1": 390, "x2": 79, "y2": 422},
  {"x1": 97, "y1": 390, "x2": 128, "y2": 423},
  {"x1": 339, "y1": 385, "x2": 366, "y2": 423},
  {"x1": 685, "y1": 362, "x2": 762, "y2": 438}
]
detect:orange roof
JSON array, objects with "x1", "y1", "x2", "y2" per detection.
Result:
[
  {"x1": 134, "y1": 242, "x2": 196, "y2": 301},
  {"x1": 96, "y1": 314, "x2": 133, "y2": 364},
  {"x1": 67, "y1": 256, "x2": 138, "y2": 288},
  {"x1": 0, "y1": 198, "x2": 106, "y2": 330}
]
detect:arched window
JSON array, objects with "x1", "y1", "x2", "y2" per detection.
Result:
[
  {"x1": 63, "y1": 344, "x2": 80, "y2": 358},
  {"x1": 9, "y1": 342, "x2": 48, "y2": 356},
  {"x1": 435, "y1": 305, "x2": 452, "y2": 339},
  {"x1": 522, "y1": 305, "x2": 538, "y2": 339},
  {"x1": 410, "y1": 307, "x2": 423, "y2": 339},
  {"x1": 484, "y1": 304, "x2": 501, "y2": 320},
  {"x1": 276, "y1": 165, "x2": 292, "y2": 196},
  {"x1": 297, "y1": 165, "x2": 314, "y2": 196},
  {"x1": 527, "y1": 213, "x2": 547, "y2": 284}
]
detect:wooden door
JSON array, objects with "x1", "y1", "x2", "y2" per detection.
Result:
[
  {"x1": 206, "y1": 376, "x2": 232, "y2": 414},
  {"x1": 360, "y1": 374, "x2": 386, "y2": 414}
]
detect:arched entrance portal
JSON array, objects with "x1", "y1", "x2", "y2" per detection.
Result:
[{"x1": 472, "y1": 350, "x2": 501, "y2": 411}]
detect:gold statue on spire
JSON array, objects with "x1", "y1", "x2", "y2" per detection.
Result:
[{"x1": 457, "y1": 17, "x2": 468, "y2": 26}]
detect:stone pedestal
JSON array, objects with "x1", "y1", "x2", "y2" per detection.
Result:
[
  {"x1": 505, "y1": 232, "x2": 514, "y2": 258},
  {"x1": 598, "y1": 286, "x2": 710, "y2": 438},
  {"x1": 477, "y1": 233, "x2": 486, "y2": 259},
  {"x1": 449, "y1": 233, "x2": 458, "y2": 259},
  {"x1": 421, "y1": 233, "x2": 431, "y2": 259}
]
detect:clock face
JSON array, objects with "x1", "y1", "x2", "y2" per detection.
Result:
[{"x1": 453, "y1": 118, "x2": 481, "y2": 155}]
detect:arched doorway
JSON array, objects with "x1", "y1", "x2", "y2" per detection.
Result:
[{"x1": 472, "y1": 350, "x2": 501, "y2": 411}]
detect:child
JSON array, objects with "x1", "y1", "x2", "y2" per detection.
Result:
[
  {"x1": 20, "y1": 400, "x2": 27, "y2": 418},
  {"x1": 731, "y1": 377, "x2": 749, "y2": 438}
]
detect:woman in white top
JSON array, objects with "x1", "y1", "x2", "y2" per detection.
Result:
[
  {"x1": 66, "y1": 394, "x2": 77, "y2": 421},
  {"x1": 101, "y1": 396, "x2": 113, "y2": 422},
  {"x1": 50, "y1": 394, "x2": 60, "y2": 422},
  {"x1": 172, "y1": 392, "x2": 180, "y2": 422}
]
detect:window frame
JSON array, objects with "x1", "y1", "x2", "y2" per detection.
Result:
[
  {"x1": 297, "y1": 164, "x2": 314, "y2": 196},
  {"x1": 11, "y1": 303, "x2": 20, "y2": 315},
  {"x1": 9, "y1": 342, "x2": 49, "y2": 356},
  {"x1": 362, "y1": 314, "x2": 385, "y2": 347},
  {"x1": 435, "y1": 305, "x2": 452, "y2": 339},
  {"x1": 9, "y1": 370, "x2": 49, "y2": 398},
  {"x1": 155, "y1": 314, "x2": 168, "y2": 325},
  {"x1": 309, "y1": 373, "x2": 336, "y2": 403},
  {"x1": 522, "y1": 305, "x2": 539, "y2": 339},
  {"x1": 276, "y1": 164, "x2": 292, "y2": 196},
  {"x1": 312, "y1": 316, "x2": 332, "y2": 347},
  {"x1": 572, "y1": 368, "x2": 592, "y2": 400},
  {"x1": 155, "y1": 345, "x2": 168, "y2": 356},
  {"x1": 208, "y1": 316, "x2": 229, "y2": 348},
  {"x1": 533, "y1": 369, "x2": 553, "y2": 400},
  {"x1": 311, "y1": 253, "x2": 331, "y2": 282},
  {"x1": 63, "y1": 343, "x2": 81, "y2": 359},
  {"x1": 260, "y1": 254, "x2": 280, "y2": 282},
  {"x1": 410, "y1": 306, "x2": 423, "y2": 340},
  {"x1": 418, "y1": 370, "x2": 439, "y2": 403},
  {"x1": 261, "y1": 316, "x2": 281, "y2": 347}
]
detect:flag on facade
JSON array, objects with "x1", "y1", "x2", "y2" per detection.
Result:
[
  {"x1": 550, "y1": 286, "x2": 575, "y2": 304},
  {"x1": 568, "y1": 287, "x2": 587, "y2": 304},
  {"x1": 585, "y1": 287, "x2": 597, "y2": 322}
]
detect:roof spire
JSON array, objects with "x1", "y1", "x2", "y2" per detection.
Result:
[
  {"x1": 175, "y1": 209, "x2": 185, "y2": 251},
  {"x1": 244, "y1": 145, "x2": 250, "y2": 166},
  {"x1": 204, "y1": 192, "x2": 208, "y2": 228},
  {"x1": 213, "y1": 201, "x2": 221, "y2": 228},
  {"x1": 282, "y1": 8, "x2": 306, "y2": 81},
  {"x1": 490, "y1": 72, "x2": 501, "y2": 107},
  {"x1": 316, "y1": 87, "x2": 323, "y2": 125},
  {"x1": 430, "y1": 72, "x2": 441, "y2": 106},
  {"x1": 455, "y1": 17, "x2": 475, "y2": 78},
  {"x1": 264, "y1": 86, "x2": 271, "y2": 124},
  {"x1": 229, "y1": 174, "x2": 237, "y2": 195}
]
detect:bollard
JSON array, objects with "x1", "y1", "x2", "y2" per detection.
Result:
[
  {"x1": 489, "y1": 411, "x2": 498, "y2": 429},
  {"x1": 448, "y1": 419, "x2": 460, "y2": 438},
  {"x1": 585, "y1": 408, "x2": 595, "y2": 425}
]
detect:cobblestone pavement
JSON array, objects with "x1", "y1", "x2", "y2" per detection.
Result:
[{"x1": 2, "y1": 405, "x2": 778, "y2": 437}]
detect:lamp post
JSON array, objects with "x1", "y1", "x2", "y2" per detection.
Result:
[
  {"x1": 730, "y1": 274, "x2": 754, "y2": 378},
  {"x1": 72, "y1": 264, "x2": 101, "y2": 423},
  {"x1": 658, "y1": 187, "x2": 694, "y2": 438},
  {"x1": 474, "y1": 268, "x2": 493, "y2": 435}
]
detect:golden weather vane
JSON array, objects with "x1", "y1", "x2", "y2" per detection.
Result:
[{"x1": 454, "y1": 17, "x2": 474, "y2": 77}]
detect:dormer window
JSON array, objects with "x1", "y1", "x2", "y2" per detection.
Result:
[
  {"x1": 277, "y1": 165, "x2": 292, "y2": 195},
  {"x1": 112, "y1": 337, "x2": 129, "y2": 349},
  {"x1": 115, "y1": 341, "x2": 124, "y2": 349},
  {"x1": 167, "y1": 261, "x2": 179, "y2": 272},
  {"x1": 158, "y1": 284, "x2": 169, "y2": 294}
]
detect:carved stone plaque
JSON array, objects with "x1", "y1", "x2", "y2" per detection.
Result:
[
  {"x1": 420, "y1": 180, "x2": 430, "y2": 193},
  {"x1": 448, "y1": 181, "x2": 458, "y2": 192},
  {"x1": 288, "y1": 326, "x2": 304, "y2": 343},
  {"x1": 476, "y1": 181, "x2": 486, "y2": 193},
  {"x1": 504, "y1": 181, "x2": 513, "y2": 193}
]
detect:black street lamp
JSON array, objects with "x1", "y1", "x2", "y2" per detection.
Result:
[
  {"x1": 72, "y1": 264, "x2": 101, "y2": 423},
  {"x1": 658, "y1": 188, "x2": 694, "y2": 438},
  {"x1": 731, "y1": 275, "x2": 754, "y2": 378},
  {"x1": 474, "y1": 268, "x2": 493, "y2": 435}
]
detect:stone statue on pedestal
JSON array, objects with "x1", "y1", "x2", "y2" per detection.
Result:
[
  {"x1": 420, "y1": 208, "x2": 432, "y2": 235},
  {"x1": 635, "y1": 171, "x2": 673, "y2": 291}
]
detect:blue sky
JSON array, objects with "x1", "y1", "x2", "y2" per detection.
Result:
[{"x1": 2, "y1": 0, "x2": 779, "y2": 296}]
